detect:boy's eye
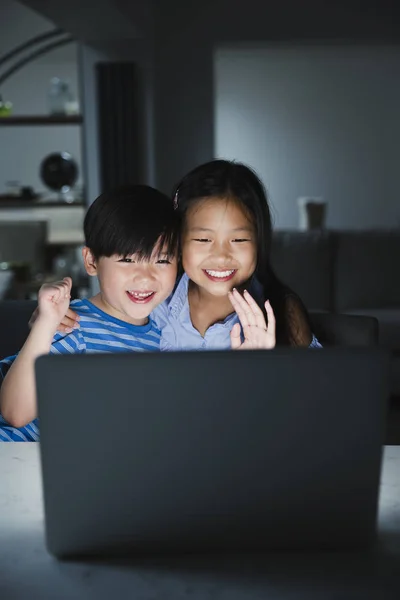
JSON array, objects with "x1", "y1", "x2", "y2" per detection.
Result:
[
  {"x1": 156, "y1": 258, "x2": 171, "y2": 264},
  {"x1": 119, "y1": 257, "x2": 135, "y2": 263},
  {"x1": 232, "y1": 238, "x2": 251, "y2": 243},
  {"x1": 193, "y1": 238, "x2": 211, "y2": 243}
]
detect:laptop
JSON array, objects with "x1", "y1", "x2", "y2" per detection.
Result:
[{"x1": 35, "y1": 348, "x2": 389, "y2": 559}]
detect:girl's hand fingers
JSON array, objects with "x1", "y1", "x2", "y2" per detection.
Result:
[
  {"x1": 60, "y1": 315, "x2": 79, "y2": 330},
  {"x1": 243, "y1": 289, "x2": 268, "y2": 329},
  {"x1": 57, "y1": 324, "x2": 74, "y2": 334},
  {"x1": 65, "y1": 307, "x2": 79, "y2": 323},
  {"x1": 230, "y1": 322, "x2": 242, "y2": 350},
  {"x1": 228, "y1": 291, "x2": 249, "y2": 330},
  {"x1": 264, "y1": 300, "x2": 276, "y2": 345},
  {"x1": 229, "y1": 289, "x2": 254, "y2": 329}
]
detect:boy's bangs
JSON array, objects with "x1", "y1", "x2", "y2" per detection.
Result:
[{"x1": 112, "y1": 225, "x2": 178, "y2": 261}]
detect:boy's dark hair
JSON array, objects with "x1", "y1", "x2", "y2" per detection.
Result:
[{"x1": 84, "y1": 184, "x2": 178, "y2": 260}]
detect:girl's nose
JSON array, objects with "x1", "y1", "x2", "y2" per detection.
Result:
[{"x1": 211, "y1": 240, "x2": 231, "y2": 261}]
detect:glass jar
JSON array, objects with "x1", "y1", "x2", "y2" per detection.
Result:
[{"x1": 48, "y1": 78, "x2": 73, "y2": 115}]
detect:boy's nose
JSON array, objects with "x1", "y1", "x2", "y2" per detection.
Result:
[{"x1": 132, "y1": 264, "x2": 155, "y2": 283}]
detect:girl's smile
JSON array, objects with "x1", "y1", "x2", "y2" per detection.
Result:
[
  {"x1": 182, "y1": 196, "x2": 257, "y2": 298},
  {"x1": 203, "y1": 269, "x2": 237, "y2": 282}
]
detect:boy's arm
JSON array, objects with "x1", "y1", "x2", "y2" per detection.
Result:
[{"x1": 0, "y1": 278, "x2": 72, "y2": 428}]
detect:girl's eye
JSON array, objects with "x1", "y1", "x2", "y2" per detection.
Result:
[
  {"x1": 119, "y1": 257, "x2": 135, "y2": 263},
  {"x1": 232, "y1": 238, "x2": 251, "y2": 243},
  {"x1": 156, "y1": 259, "x2": 171, "y2": 264},
  {"x1": 193, "y1": 238, "x2": 211, "y2": 243}
]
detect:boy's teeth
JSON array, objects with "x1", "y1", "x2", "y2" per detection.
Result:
[
  {"x1": 129, "y1": 291, "x2": 154, "y2": 298},
  {"x1": 205, "y1": 269, "x2": 235, "y2": 278}
]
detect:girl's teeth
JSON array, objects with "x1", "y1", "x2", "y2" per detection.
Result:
[{"x1": 205, "y1": 270, "x2": 235, "y2": 278}]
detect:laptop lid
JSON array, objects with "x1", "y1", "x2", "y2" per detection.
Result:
[{"x1": 36, "y1": 348, "x2": 390, "y2": 558}]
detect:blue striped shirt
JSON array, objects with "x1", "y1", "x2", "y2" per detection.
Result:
[{"x1": 0, "y1": 299, "x2": 161, "y2": 441}]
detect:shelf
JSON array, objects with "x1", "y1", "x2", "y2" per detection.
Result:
[
  {"x1": 0, "y1": 115, "x2": 83, "y2": 126},
  {"x1": 0, "y1": 196, "x2": 84, "y2": 208}
]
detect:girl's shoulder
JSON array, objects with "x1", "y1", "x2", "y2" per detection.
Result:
[
  {"x1": 151, "y1": 274, "x2": 189, "y2": 329},
  {"x1": 281, "y1": 292, "x2": 315, "y2": 347}
]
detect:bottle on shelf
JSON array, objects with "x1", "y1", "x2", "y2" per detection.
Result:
[
  {"x1": 48, "y1": 78, "x2": 78, "y2": 116},
  {"x1": 0, "y1": 95, "x2": 13, "y2": 117}
]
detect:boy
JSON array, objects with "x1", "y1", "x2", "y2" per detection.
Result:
[{"x1": 0, "y1": 185, "x2": 178, "y2": 440}]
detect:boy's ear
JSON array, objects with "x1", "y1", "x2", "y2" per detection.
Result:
[{"x1": 82, "y1": 247, "x2": 98, "y2": 276}]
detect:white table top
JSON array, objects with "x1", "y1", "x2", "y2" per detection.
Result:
[{"x1": 0, "y1": 444, "x2": 399, "y2": 600}]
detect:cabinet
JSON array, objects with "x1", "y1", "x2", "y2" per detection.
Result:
[{"x1": 0, "y1": 200, "x2": 85, "y2": 245}]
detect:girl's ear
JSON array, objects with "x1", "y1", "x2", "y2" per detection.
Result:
[{"x1": 82, "y1": 247, "x2": 98, "y2": 276}]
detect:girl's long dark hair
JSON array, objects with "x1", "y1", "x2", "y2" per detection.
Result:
[{"x1": 173, "y1": 159, "x2": 311, "y2": 345}]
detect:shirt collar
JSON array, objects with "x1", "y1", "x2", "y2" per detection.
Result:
[
  {"x1": 168, "y1": 273, "x2": 190, "y2": 319},
  {"x1": 167, "y1": 273, "x2": 264, "y2": 324}
]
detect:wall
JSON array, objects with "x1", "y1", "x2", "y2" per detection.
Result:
[
  {"x1": 20, "y1": 0, "x2": 157, "y2": 192},
  {"x1": 153, "y1": 0, "x2": 399, "y2": 200},
  {"x1": 17, "y1": 0, "x2": 399, "y2": 230},
  {"x1": 215, "y1": 44, "x2": 400, "y2": 229},
  {"x1": 77, "y1": 38, "x2": 155, "y2": 295},
  {"x1": 0, "y1": 0, "x2": 82, "y2": 197}
]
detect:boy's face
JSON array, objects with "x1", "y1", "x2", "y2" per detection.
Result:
[{"x1": 82, "y1": 243, "x2": 178, "y2": 326}]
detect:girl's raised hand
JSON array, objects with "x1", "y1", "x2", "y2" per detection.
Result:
[{"x1": 228, "y1": 288, "x2": 276, "y2": 350}]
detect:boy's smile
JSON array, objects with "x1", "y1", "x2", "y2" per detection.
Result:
[
  {"x1": 82, "y1": 245, "x2": 178, "y2": 326},
  {"x1": 127, "y1": 290, "x2": 157, "y2": 304}
]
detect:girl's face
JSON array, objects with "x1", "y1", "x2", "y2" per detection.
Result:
[{"x1": 181, "y1": 196, "x2": 257, "y2": 297}]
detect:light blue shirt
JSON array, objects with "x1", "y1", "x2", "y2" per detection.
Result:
[{"x1": 152, "y1": 274, "x2": 322, "y2": 351}]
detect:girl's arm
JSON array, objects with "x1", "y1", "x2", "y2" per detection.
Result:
[
  {"x1": 283, "y1": 294, "x2": 321, "y2": 347},
  {"x1": 0, "y1": 278, "x2": 72, "y2": 428},
  {"x1": 29, "y1": 297, "x2": 80, "y2": 333}
]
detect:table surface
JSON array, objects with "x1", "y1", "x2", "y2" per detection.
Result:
[{"x1": 1, "y1": 444, "x2": 399, "y2": 600}]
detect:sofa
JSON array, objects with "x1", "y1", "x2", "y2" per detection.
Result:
[
  {"x1": 0, "y1": 229, "x2": 397, "y2": 395},
  {"x1": 271, "y1": 229, "x2": 400, "y2": 396},
  {"x1": 0, "y1": 300, "x2": 36, "y2": 359}
]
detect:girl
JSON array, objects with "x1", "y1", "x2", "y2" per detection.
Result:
[{"x1": 59, "y1": 160, "x2": 320, "y2": 349}]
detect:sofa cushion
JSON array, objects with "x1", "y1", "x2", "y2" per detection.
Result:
[
  {"x1": 391, "y1": 356, "x2": 400, "y2": 397},
  {"x1": 310, "y1": 311, "x2": 379, "y2": 347},
  {"x1": 343, "y1": 308, "x2": 400, "y2": 351},
  {"x1": 0, "y1": 300, "x2": 37, "y2": 359},
  {"x1": 334, "y1": 231, "x2": 400, "y2": 311},
  {"x1": 344, "y1": 308, "x2": 400, "y2": 396},
  {"x1": 271, "y1": 231, "x2": 334, "y2": 311}
]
